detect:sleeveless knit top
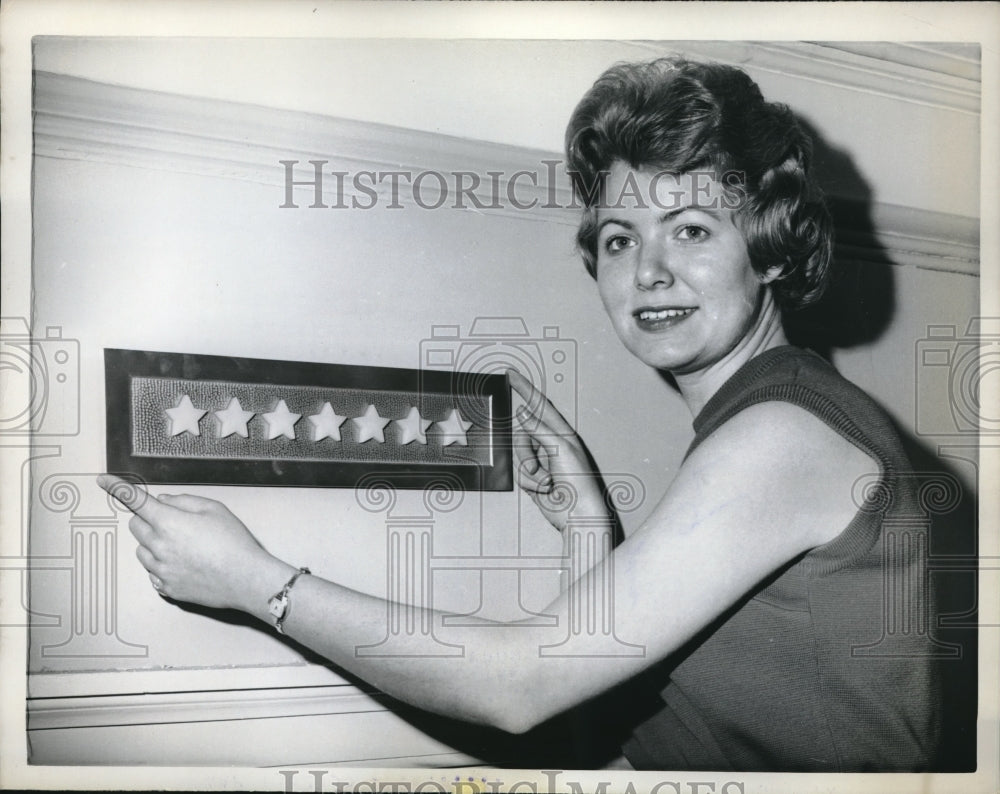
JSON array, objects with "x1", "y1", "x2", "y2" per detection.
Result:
[{"x1": 621, "y1": 346, "x2": 945, "y2": 772}]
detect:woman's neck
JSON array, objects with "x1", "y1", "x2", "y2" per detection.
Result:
[{"x1": 674, "y1": 306, "x2": 788, "y2": 418}]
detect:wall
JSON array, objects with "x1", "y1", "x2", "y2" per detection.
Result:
[
  {"x1": 22, "y1": 39, "x2": 981, "y2": 766},
  {"x1": 31, "y1": 38, "x2": 981, "y2": 215}
]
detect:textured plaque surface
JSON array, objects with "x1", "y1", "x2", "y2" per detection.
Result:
[{"x1": 105, "y1": 349, "x2": 512, "y2": 490}]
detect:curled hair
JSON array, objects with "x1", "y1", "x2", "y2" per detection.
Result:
[{"x1": 565, "y1": 57, "x2": 833, "y2": 310}]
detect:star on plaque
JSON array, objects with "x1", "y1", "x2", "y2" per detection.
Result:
[
  {"x1": 262, "y1": 399, "x2": 301, "y2": 440},
  {"x1": 165, "y1": 394, "x2": 207, "y2": 437},
  {"x1": 214, "y1": 397, "x2": 255, "y2": 438},
  {"x1": 308, "y1": 402, "x2": 347, "y2": 442},
  {"x1": 437, "y1": 408, "x2": 473, "y2": 447},
  {"x1": 352, "y1": 404, "x2": 391, "y2": 444},
  {"x1": 395, "y1": 406, "x2": 432, "y2": 445}
]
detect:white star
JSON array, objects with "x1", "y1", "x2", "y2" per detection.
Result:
[
  {"x1": 395, "y1": 406, "x2": 432, "y2": 445},
  {"x1": 352, "y1": 404, "x2": 391, "y2": 444},
  {"x1": 436, "y1": 408, "x2": 473, "y2": 447},
  {"x1": 165, "y1": 394, "x2": 207, "y2": 437},
  {"x1": 213, "y1": 397, "x2": 255, "y2": 438},
  {"x1": 308, "y1": 402, "x2": 347, "y2": 442},
  {"x1": 261, "y1": 399, "x2": 301, "y2": 440}
]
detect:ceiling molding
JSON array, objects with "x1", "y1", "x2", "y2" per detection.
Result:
[
  {"x1": 33, "y1": 72, "x2": 979, "y2": 277},
  {"x1": 627, "y1": 41, "x2": 980, "y2": 115},
  {"x1": 811, "y1": 42, "x2": 980, "y2": 82},
  {"x1": 33, "y1": 71, "x2": 577, "y2": 228}
]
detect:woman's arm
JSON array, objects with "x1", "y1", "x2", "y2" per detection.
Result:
[{"x1": 99, "y1": 399, "x2": 877, "y2": 734}]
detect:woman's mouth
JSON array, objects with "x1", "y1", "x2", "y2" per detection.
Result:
[{"x1": 634, "y1": 306, "x2": 697, "y2": 331}]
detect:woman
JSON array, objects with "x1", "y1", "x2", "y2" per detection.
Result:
[{"x1": 99, "y1": 57, "x2": 941, "y2": 771}]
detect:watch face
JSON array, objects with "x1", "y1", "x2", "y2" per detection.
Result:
[{"x1": 268, "y1": 595, "x2": 286, "y2": 619}]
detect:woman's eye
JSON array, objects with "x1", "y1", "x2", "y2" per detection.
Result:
[
  {"x1": 676, "y1": 225, "x2": 709, "y2": 242},
  {"x1": 603, "y1": 235, "x2": 634, "y2": 254}
]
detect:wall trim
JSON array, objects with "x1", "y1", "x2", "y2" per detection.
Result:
[
  {"x1": 33, "y1": 71, "x2": 979, "y2": 277},
  {"x1": 29, "y1": 685, "x2": 382, "y2": 731},
  {"x1": 830, "y1": 199, "x2": 979, "y2": 276},
  {"x1": 27, "y1": 663, "x2": 350, "y2": 698},
  {"x1": 27, "y1": 667, "x2": 481, "y2": 766},
  {"x1": 27, "y1": 666, "x2": 361, "y2": 731},
  {"x1": 809, "y1": 42, "x2": 980, "y2": 84},
  {"x1": 631, "y1": 41, "x2": 981, "y2": 116}
]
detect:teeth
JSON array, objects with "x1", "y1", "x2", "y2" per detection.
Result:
[{"x1": 638, "y1": 308, "x2": 694, "y2": 321}]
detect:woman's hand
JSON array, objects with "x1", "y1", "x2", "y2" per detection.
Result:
[
  {"x1": 97, "y1": 474, "x2": 287, "y2": 611},
  {"x1": 508, "y1": 370, "x2": 613, "y2": 535}
]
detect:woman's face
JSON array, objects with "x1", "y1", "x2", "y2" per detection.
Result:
[{"x1": 595, "y1": 162, "x2": 777, "y2": 376}]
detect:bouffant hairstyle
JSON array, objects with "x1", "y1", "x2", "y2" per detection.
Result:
[{"x1": 565, "y1": 57, "x2": 833, "y2": 310}]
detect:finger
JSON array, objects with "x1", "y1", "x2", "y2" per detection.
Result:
[
  {"x1": 130, "y1": 515, "x2": 168, "y2": 560},
  {"x1": 515, "y1": 462, "x2": 553, "y2": 495},
  {"x1": 135, "y1": 544, "x2": 161, "y2": 574},
  {"x1": 512, "y1": 428, "x2": 540, "y2": 475},
  {"x1": 158, "y1": 493, "x2": 216, "y2": 513},
  {"x1": 526, "y1": 428, "x2": 547, "y2": 464},
  {"x1": 507, "y1": 370, "x2": 575, "y2": 436},
  {"x1": 513, "y1": 432, "x2": 559, "y2": 493},
  {"x1": 148, "y1": 573, "x2": 169, "y2": 598},
  {"x1": 515, "y1": 411, "x2": 563, "y2": 463},
  {"x1": 128, "y1": 514, "x2": 156, "y2": 546},
  {"x1": 98, "y1": 474, "x2": 168, "y2": 523},
  {"x1": 513, "y1": 441, "x2": 554, "y2": 493},
  {"x1": 515, "y1": 401, "x2": 573, "y2": 456},
  {"x1": 515, "y1": 453, "x2": 551, "y2": 488}
]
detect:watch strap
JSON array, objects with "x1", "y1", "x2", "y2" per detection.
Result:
[{"x1": 268, "y1": 567, "x2": 310, "y2": 634}]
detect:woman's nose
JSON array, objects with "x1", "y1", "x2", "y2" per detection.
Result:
[{"x1": 635, "y1": 240, "x2": 674, "y2": 290}]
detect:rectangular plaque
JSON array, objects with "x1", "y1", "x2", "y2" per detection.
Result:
[{"x1": 105, "y1": 348, "x2": 513, "y2": 490}]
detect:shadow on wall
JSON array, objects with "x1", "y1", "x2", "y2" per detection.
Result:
[
  {"x1": 798, "y1": 119, "x2": 978, "y2": 773},
  {"x1": 783, "y1": 117, "x2": 895, "y2": 359}
]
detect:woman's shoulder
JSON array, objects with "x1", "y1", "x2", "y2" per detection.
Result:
[{"x1": 686, "y1": 399, "x2": 880, "y2": 548}]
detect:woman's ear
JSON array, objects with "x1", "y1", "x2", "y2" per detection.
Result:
[{"x1": 759, "y1": 263, "x2": 785, "y2": 285}]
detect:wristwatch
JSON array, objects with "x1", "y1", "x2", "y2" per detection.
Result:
[{"x1": 267, "y1": 567, "x2": 310, "y2": 634}]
